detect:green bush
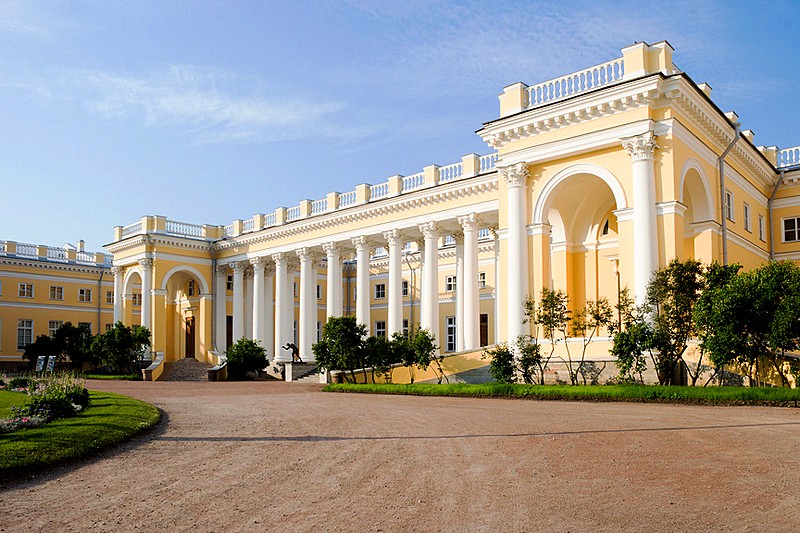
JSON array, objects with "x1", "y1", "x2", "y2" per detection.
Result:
[
  {"x1": 6, "y1": 377, "x2": 33, "y2": 390},
  {"x1": 12, "y1": 372, "x2": 90, "y2": 422},
  {"x1": 226, "y1": 338, "x2": 267, "y2": 379}
]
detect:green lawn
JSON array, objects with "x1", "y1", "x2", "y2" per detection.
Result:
[
  {"x1": 81, "y1": 373, "x2": 142, "y2": 380},
  {"x1": 324, "y1": 382, "x2": 800, "y2": 406},
  {"x1": 0, "y1": 389, "x2": 160, "y2": 480}
]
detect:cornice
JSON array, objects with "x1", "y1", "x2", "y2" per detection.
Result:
[
  {"x1": 0, "y1": 256, "x2": 110, "y2": 275},
  {"x1": 214, "y1": 174, "x2": 499, "y2": 252}
]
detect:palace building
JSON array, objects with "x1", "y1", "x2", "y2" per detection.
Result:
[{"x1": 4, "y1": 41, "x2": 800, "y2": 380}]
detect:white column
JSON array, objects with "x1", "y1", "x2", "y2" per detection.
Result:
[
  {"x1": 138, "y1": 258, "x2": 153, "y2": 332},
  {"x1": 296, "y1": 247, "x2": 318, "y2": 362},
  {"x1": 250, "y1": 257, "x2": 267, "y2": 349},
  {"x1": 272, "y1": 253, "x2": 292, "y2": 363},
  {"x1": 459, "y1": 213, "x2": 480, "y2": 350},
  {"x1": 492, "y1": 228, "x2": 500, "y2": 344},
  {"x1": 622, "y1": 131, "x2": 659, "y2": 305},
  {"x1": 419, "y1": 222, "x2": 440, "y2": 339},
  {"x1": 454, "y1": 232, "x2": 465, "y2": 351},
  {"x1": 232, "y1": 261, "x2": 245, "y2": 342},
  {"x1": 111, "y1": 266, "x2": 124, "y2": 324},
  {"x1": 416, "y1": 239, "x2": 425, "y2": 329},
  {"x1": 264, "y1": 265, "x2": 275, "y2": 360},
  {"x1": 384, "y1": 230, "x2": 404, "y2": 338},
  {"x1": 214, "y1": 264, "x2": 228, "y2": 352},
  {"x1": 322, "y1": 242, "x2": 343, "y2": 319},
  {"x1": 501, "y1": 163, "x2": 529, "y2": 347},
  {"x1": 352, "y1": 236, "x2": 372, "y2": 334}
]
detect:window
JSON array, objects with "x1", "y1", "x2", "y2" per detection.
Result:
[
  {"x1": 17, "y1": 319, "x2": 33, "y2": 350},
  {"x1": 480, "y1": 314, "x2": 489, "y2": 347},
  {"x1": 187, "y1": 280, "x2": 195, "y2": 296},
  {"x1": 743, "y1": 203, "x2": 751, "y2": 232},
  {"x1": 375, "y1": 320, "x2": 386, "y2": 338},
  {"x1": 758, "y1": 215, "x2": 766, "y2": 242},
  {"x1": 479, "y1": 272, "x2": 486, "y2": 289},
  {"x1": 227, "y1": 275, "x2": 233, "y2": 291},
  {"x1": 78, "y1": 322, "x2": 92, "y2": 334},
  {"x1": 374, "y1": 283, "x2": 386, "y2": 299},
  {"x1": 317, "y1": 321, "x2": 322, "y2": 342},
  {"x1": 784, "y1": 217, "x2": 800, "y2": 243},
  {"x1": 50, "y1": 285, "x2": 64, "y2": 300},
  {"x1": 725, "y1": 190, "x2": 734, "y2": 221},
  {"x1": 49, "y1": 320, "x2": 64, "y2": 337},
  {"x1": 445, "y1": 275, "x2": 456, "y2": 292},
  {"x1": 402, "y1": 319, "x2": 409, "y2": 338},
  {"x1": 293, "y1": 282, "x2": 297, "y2": 298},
  {"x1": 105, "y1": 323, "x2": 113, "y2": 332},
  {"x1": 106, "y1": 290, "x2": 114, "y2": 304},
  {"x1": 132, "y1": 293, "x2": 142, "y2": 306},
  {"x1": 293, "y1": 319, "x2": 298, "y2": 344},
  {"x1": 445, "y1": 316, "x2": 456, "y2": 352},
  {"x1": 402, "y1": 280, "x2": 409, "y2": 296},
  {"x1": 18, "y1": 283, "x2": 33, "y2": 298},
  {"x1": 79, "y1": 288, "x2": 93, "y2": 303},
  {"x1": 316, "y1": 284, "x2": 321, "y2": 300},
  {"x1": 353, "y1": 287, "x2": 357, "y2": 302},
  {"x1": 601, "y1": 219, "x2": 610, "y2": 236}
]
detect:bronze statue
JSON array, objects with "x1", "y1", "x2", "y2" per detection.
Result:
[{"x1": 282, "y1": 342, "x2": 302, "y2": 363}]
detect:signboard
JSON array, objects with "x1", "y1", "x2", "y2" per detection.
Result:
[
  {"x1": 35, "y1": 356, "x2": 46, "y2": 372},
  {"x1": 46, "y1": 355, "x2": 57, "y2": 372}
]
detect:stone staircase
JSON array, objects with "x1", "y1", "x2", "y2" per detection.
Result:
[
  {"x1": 294, "y1": 368, "x2": 322, "y2": 383},
  {"x1": 164, "y1": 357, "x2": 213, "y2": 381}
]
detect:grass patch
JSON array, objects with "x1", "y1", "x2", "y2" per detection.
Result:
[
  {"x1": 323, "y1": 382, "x2": 800, "y2": 407},
  {"x1": 0, "y1": 390, "x2": 28, "y2": 418},
  {"x1": 82, "y1": 373, "x2": 142, "y2": 381},
  {"x1": 0, "y1": 389, "x2": 160, "y2": 481}
]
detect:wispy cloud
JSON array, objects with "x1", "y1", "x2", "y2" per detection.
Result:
[{"x1": 0, "y1": 0, "x2": 76, "y2": 42}]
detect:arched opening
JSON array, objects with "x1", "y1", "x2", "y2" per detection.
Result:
[
  {"x1": 536, "y1": 167, "x2": 624, "y2": 313},
  {"x1": 681, "y1": 162, "x2": 715, "y2": 263},
  {"x1": 162, "y1": 269, "x2": 208, "y2": 363},
  {"x1": 122, "y1": 268, "x2": 143, "y2": 326}
]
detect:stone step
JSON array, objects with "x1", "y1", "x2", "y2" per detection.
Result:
[{"x1": 167, "y1": 358, "x2": 213, "y2": 381}]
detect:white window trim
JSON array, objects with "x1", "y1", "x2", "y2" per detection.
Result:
[
  {"x1": 724, "y1": 190, "x2": 735, "y2": 222},
  {"x1": 374, "y1": 283, "x2": 386, "y2": 299},
  {"x1": 50, "y1": 285, "x2": 64, "y2": 301},
  {"x1": 758, "y1": 215, "x2": 766, "y2": 242},
  {"x1": 783, "y1": 216, "x2": 800, "y2": 243},
  {"x1": 445, "y1": 275, "x2": 456, "y2": 292},
  {"x1": 18, "y1": 283, "x2": 33, "y2": 298},
  {"x1": 79, "y1": 288, "x2": 93, "y2": 303},
  {"x1": 375, "y1": 320, "x2": 386, "y2": 338},
  {"x1": 743, "y1": 202, "x2": 751, "y2": 232},
  {"x1": 17, "y1": 318, "x2": 33, "y2": 351},
  {"x1": 478, "y1": 272, "x2": 486, "y2": 289}
]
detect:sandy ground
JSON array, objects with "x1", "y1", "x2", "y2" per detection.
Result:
[{"x1": 2, "y1": 380, "x2": 800, "y2": 532}]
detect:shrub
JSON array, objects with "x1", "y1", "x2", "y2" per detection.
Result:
[
  {"x1": 483, "y1": 343, "x2": 515, "y2": 383},
  {"x1": 6, "y1": 377, "x2": 33, "y2": 391},
  {"x1": 226, "y1": 338, "x2": 267, "y2": 379},
  {"x1": 11, "y1": 372, "x2": 90, "y2": 422}
]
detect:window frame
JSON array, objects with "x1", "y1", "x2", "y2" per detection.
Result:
[
  {"x1": 402, "y1": 280, "x2": 409, "y2": 297},
  {"x1": 374, "y1": 283, "x2": 386, "y2": 299},
  {"x1": 18, "y1": 283, "x2": 33, "y2": 299},
  {"x1": 784, "y1": 217, "x2": 800, "y2": 243},
  {"x1": 758, "y1": 215, "x2": 766, "y2": 242},
  {"x1": 17, "y1": 319, "x2": 33, "y2": 350},
  {"x1": 445, "y1": 275, "x2": 456, "y2": 292},
  {"x1": 49, "y1": 320, "x2": 64, "y2": 337},
  {"x1": 478, "y1": 272, "x2": 487, "y2": 289},
  {"x1": 724, "y1": 190, "x2": 734, "y2": 222},
  {"x1": 78, "y1": 288, "x2": 93, "y2": 303},
  {"x1": 743, "y1": 202, "x2": 751, "y2": 232},
  {"x1": 375, "y1": 320, "x2": 386, "y2": 338},
  {"x1": 49, "y1": 285, "x2": 64, "y2": 301}
]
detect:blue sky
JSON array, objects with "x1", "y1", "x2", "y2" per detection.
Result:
[{"x1": 2, "y1": 0, "x2": 799, "y2": 252}]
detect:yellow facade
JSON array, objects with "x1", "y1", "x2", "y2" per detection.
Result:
[
  {"x1": 9, "y1": 41, "x2": 797, "y2": 381},
  {"x1": 0, "y1": 241, "x2": 113, "y2": 369}
]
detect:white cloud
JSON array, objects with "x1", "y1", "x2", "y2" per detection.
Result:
[{"x1": 0, "y1": 0, "x2": 76, "y2": 41}]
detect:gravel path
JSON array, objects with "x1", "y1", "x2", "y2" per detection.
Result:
[{"x1": 2, "y1": 380, "x2": 800, "y2": 532}]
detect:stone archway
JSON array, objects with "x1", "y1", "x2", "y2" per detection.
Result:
[
  {"x1": 122, "y1": 267, "x2": 143, "y2": 326},
  {"x1": 161, "y1": 268, "x2": 213, "y2": 363},
  {"x1": 680, "y1": 159, "x2": 716, "y2": 263}
]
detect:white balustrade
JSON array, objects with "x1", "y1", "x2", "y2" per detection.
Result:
[
  {"x1": 311, "y1": 199, "x2": 327, "y2": 214},
  {"x1": 527, "y1": 57, "x2": 624, "y2": 108},
  {"x1": 263, "y1": 213, "x2": 276, "y2": 227},
  {"x1": 223, "y1": 224, "x2": 234, "y2": 237},
  {"x1": 339, "y1": 190, "x2": 357, "y2": 207},
  {"x1": 369, "y1": 182, "x2": 389, "y2": 200},
  {"x1": 121, "y1": 221, "x2": 142, "y2": 237},
  {"x1": 477, "y1": 228, "x2": 492, "y2": 240},
  {"x1": 401, "y1": 172, "x2": 424, "y2": 192},
  {"x1": 165, "y1": 220, "x2": 204, "y2": 237},
  {"x1": 76, "y1": 251, "x2": 94, "y2": 263},
  {"x1": 242, "y1": 219, "x2": 255, "y2": 233},
  {"x1": 443, "y1": 235, "x2": 456, "y2": 246},
  {"x1": 438, "y1": 162, "x2": 463, "y2": 183},
  {"x1": 16, "y1": 243, "x2": 37, "y2": 256},
  {"x1": 46, "y1": 247, "x2": 68, "y2": 261},
  {"x1": 778, "y1": 146, "x2": 800, "y2": 168},
  {"x1": 479, "y1": 153, "x2": 498, "y2": 171},
  {"x1": 286, "y1": 206, "x2": 301, "y2": 221}
]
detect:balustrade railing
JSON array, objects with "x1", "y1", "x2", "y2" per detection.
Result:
[
  {"x1": 311, "y1": 199, "x2": 327, "y2": 214},
  {"x1": 778, "y1": 146, "x2": 800, "y2": 168},
  {"x1": 121, "y1": 221, "x2": 142, "y2": 237},
  {"x1": 16, "y1": 243, "x2": 37, "y2": 256},
  {"x1": 339, "y1": 190, "x2": 357, "y2": 208},
  {"x1": 438, "y1": 162, "x2": 463, "y2": 183},
  {"x1": 369, "y1": 182, "x2": 389, "y2": 200},
  {"x1": 165, "y1": 220, "x2": 204, "y2": 237},
  {"x1": 76, "y1": 251, "x2": 94, "y2": 263},
  {"x1": 401, "y1": 172, "x2": 425, "y2": 192},
  {"x1": 527, "y1": 57, "x2": 624, "y2": 108},
  {"x1": 286, "y1": 206, "x2": 301, "y2": 221},
  {"x1": 263, "y1": 213, "x2": 276, "y2": 228},
  {"x1": 223, "y1": 224, "x2": 234, "y2": 237},
  {"x1": 46, "y1": 247, "x2": 67, "y2": 261},
  {"x1": 241, "y1": 219, "x2": 255, "y2": 233},
  {"x1": 479, "y1": 153, "x2": 498, "y2": 172}
]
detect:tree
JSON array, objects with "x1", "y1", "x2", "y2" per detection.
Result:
[
  {"x1": 91, "y1": 322, "x2": 151, "y2": 374},
  {"x1": 390, "y1": 328, "x2": 441, "y2": 384},
  {"x1": 483, "y1": 343, "x2": 515, "y2": 383},
  {"x1": 521, "y1": 288, "x2": 570, "y2": 384},
  {"x1": 610, "y1": 288, "x2": 650, "y2": 383},
  {"x1": 312, "y1": 316, "x2": 367, "y2": 383},
  {"x1": 645, "y1": 259, "x2": 705, "y2": 385},
  {"x1": 23, "y1": 322, "x2": 96, "y2": 371},
  {"x1": 568, "y1": 298, "x2": 614, "y2": 385},
  {"x1": 225, "y1": 338, "x2": 267, "y2": 379},
  {"x1": 695, "y1": 261, "x2": 800, "y2": 387}
]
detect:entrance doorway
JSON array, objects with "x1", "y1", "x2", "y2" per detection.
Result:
[{"x1": 185, "y1": 317, "x2": 195, "y2": 358}]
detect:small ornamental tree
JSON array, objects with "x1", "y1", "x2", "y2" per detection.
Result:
[
  {"x1": 312, "y1": 316, "x2": 367, "y2": 383},
  {"x1": 391, "y1": 328, "x2": 441, "y2": 384},
  {"x1": 568, "y1": 298, "x2": 614, "y2": 385},
  {"x1": 225, "y1": 338, "x2": 267, "y2": 379},
  {"x1": 610, "y1": 288, "x2": 650, "y2": 383},
  {"x1": 483, "y1": 343, "x2": 515, "y2": 383},
  {"x1": 91, "y1": 322, "x2": 151, "y2": 374}
]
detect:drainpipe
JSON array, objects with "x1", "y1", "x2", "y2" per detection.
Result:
[
  {"x1": 718, "y1": 123, "x2": 741, "y2": 265},
  {"x1": 768, "y1": 170, "x2": 785, "y2": 261}
]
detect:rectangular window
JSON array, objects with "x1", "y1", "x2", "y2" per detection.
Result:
[
  {"x1": 105, "y1": 323, "x2": 113, "y2": 332},
  {"x1": 445, "y1": 316, "x2": 457, "y2": 352},
  {"x1": 743, "y1": 203, "x2": 751, "y2": 232},
  {"x1": 758, "y1": 215, "x2": 766, "y2": 242},
  {"x1": 445, "y1": 275, "x2": 456, "y2": 292},
  {"x1": 478, "y1": 272, "x2": 486, "y2": 289},
  {"x1": 79, "y1": 288, "x2": 92, "y2": 302},
  {"x1": 374, "y1": 283, "x2": 386, "y2": 299},
  {"x1": 480, "y1": 314, "x2": 489, "y2": 347},
  {"x1": 402, "y1": 280, "x2": 409, "y2": 297},
  {"x1": 227, "y1": 275, "x2": 234, "y2": 291},
  {"x1": 49, "y1": 285, "x2": 64, "y2": 300},
  {"x1": 725, "y1": 190, "x2": 734, "y2": 221},
  {"x1": 784, "y1": 217, "x2": 800, "y2": 243},
  {"x1": 17, "y1": 319, "x2": 33, "y2": 350},
  {"x1": 293, "y1": 319, "x2": 298, "y2": 345},
  {"x1": 18, "y1": 283, "x2": 33, "y2": 298},
  {"x1": 293, "y1": 282, "x2": 297, "y2": 298},
  {"x1": 106, "y1": 290, "x2": 114, "y2": 304},
  {"x1": 317, "y1": 321, "x2": 322, "y2": 342},
  {"x1": 132, "y1": 293, "x2": 142, "y2": 306},
  {"x1": 375, "y1": 320, "x2": 386, "y2": 338},
  {"x1": 402, "y1": 318, "x2": 409, "y2": 338},
  {"x1": 78, "y1": 322, "x2": 92, "y2": 334},
  {"x1": 187, "y1": 280, "x2": 195, "y2": 296},
  {"x1": 353, "y1": 287, "x2": 357, "y2": 302},
  {"x1": 316, "y1": 284, "x2": 321, "y2": 300},
  {"x1": 48, "y1": 320, "x2": 64, "y2": 337}
]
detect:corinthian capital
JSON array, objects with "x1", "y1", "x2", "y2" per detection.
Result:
[
  {"x1": 621, "y1": 131, "x2": 658, "y2": 162},
  {"x1": 383, "y1": 229, "x2": 404, "y2": 246},
  {"x1": 418, "y1": 221, "x2": 440, "y2": 239},
  {"x1": 110, "y1": 266, "x2": 123, "y2": 276},
  {"x1": 500, "y1": 163, "x2": 529, "y2": 188},
  {"x1": 138, "y1": 258, "x2": 153, "y2": 269},
  {"x1": 457, "y1": 213, "x2": 480, "y2": 232},
  {"x1": 351, "y1": 236, "x2": 372, "y2": 252}
]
